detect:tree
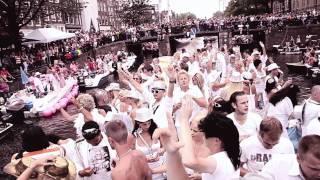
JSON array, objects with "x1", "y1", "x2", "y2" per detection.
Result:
[
  {"x1": 0, "y1": 0, "x2": 82, "y2": 50},
  {"x1": 224, "y1": 0, "x2": 271, "y2": 16},
  {"x1": 212, "y1": 11, "x2": 225, "y2": 18},
  {"x1": 173, "y1": 12, "x2": 197, "y2": 21},
  {"x1": 118, "y1": 0, "x2": 156, "y2": 27}
]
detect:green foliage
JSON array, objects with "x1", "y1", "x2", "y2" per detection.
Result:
[
  {"x1": 118, "y1": 0, "x2": 156, "y2": 26},
  {"x1": 224, "y1": 0, "x2": 271, "y2": 16},
  {"x1": 173, "y1": 12, "x2": 197, "y2": 21}
]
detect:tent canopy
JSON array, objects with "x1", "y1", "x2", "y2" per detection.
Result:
[{"x1": 24, "y1": 28, "x2": 75, "y2": 44}]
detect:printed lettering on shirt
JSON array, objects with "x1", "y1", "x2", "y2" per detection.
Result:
[
  {"x1": 89, "y1": 146, "x2": 111, "y2": 174},
  {"x1": 250, "y1": 153, "x2": 272, "y2": 164}
]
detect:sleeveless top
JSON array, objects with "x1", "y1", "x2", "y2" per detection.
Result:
[{"x1": 135, "y1": 135, "x2": 166, "y2": 180}]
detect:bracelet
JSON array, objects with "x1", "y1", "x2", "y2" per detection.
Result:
[{"x1": 169, "y1": 80, "x2": 176, "y2": 84}]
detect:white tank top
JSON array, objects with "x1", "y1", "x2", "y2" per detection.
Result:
[{"x1": 202, "y1": 151, "x2": 239, "y2": 180}]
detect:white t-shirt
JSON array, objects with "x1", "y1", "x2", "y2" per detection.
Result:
[
  {"x1": 142, "y1": 88, "x2": 173, "y2": 128},
  {"x1": 261, "y1": 154, "x2": 304, "y2": 180},
  {"x1": 173, "y1": 85, "x2": 204, "y2": 127},
  {"x1": 303, "y1": 99, "x2": 320, "y2": 128},
  {"x1": 202, "y1": 151, "x2": 238, "y2": 180},
  {"x1": 227, "y1": 112, "x2": 262, "y2": 139},
  {"x1": 74, "y1": 109, "x2": 108, "y2": 138},
  {"x1": 74, "y1": 134, "x2": 116, "y2": 180},
  {"x1": 305, "y1": 118, "x2": 320, "y2": 136},
  {"x1": 240, "y1": 135, "x2": 294, "y2": 173},
  {"x1": 267, "y1": 97, "x2": 293, "y2": 130}
]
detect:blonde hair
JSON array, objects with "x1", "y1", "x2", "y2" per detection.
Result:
[
  {"x1": 177, "y1": 70, "x2": 190, "y2": 84},
  {"x1": 76, "y1": 94, "x2": 96, "y2": 111}
]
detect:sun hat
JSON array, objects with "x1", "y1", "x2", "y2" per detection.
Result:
[
  {"x1": 267, "y1": 63, "x2": 280, "y2": 71},
  {"x1": 105, "y1": 83, "x2": 121, "y2": 91},
  {"x1": 151, "y1": 80, "x2": 166, "y2": 90},
  {"x1": 124, "y1": 90, "x2": 142, "y2": 100},
  {"x1": 135, "y1": 108, "x2": 153, "y2": 123}
]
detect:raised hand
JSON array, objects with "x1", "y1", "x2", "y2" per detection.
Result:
[
  {"x1": 153, "y1": 128, "x2": 184, "y2": 153},
  {"x1": 165, "y1": 65, "x2": 176, "y2": 81}
]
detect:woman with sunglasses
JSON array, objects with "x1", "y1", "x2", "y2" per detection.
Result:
[{"x1": 132, "y1": 108, "x2": 166, "y2": 180}]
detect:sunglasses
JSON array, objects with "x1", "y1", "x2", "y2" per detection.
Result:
[
  {"x1": 137, "y1": 120, "x2": 151, "y2": 125},
  {"x1": 133, "y1": 77, "x2": 141, "y2": 81},
  {"x1": 151, "y1": 89, "x2": 164, "y2": 94},
  {"x1": 82, "y1": 128, "x2": 100, "y2": 139}
]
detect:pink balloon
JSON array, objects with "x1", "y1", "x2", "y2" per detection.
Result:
[{"x1": 42, "y1": 110, "x2": 52, "y2": 117}]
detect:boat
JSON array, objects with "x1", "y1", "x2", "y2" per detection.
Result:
[
  {"x1": 286, "y1": 62, "x2": 308, "y2": 75},
  {"x1": 280, "y1": 51, "x2": 302, "y2": 55}
]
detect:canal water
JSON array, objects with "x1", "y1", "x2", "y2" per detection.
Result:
[{"x1": 0, "y1": 54, "x2": 313, "y2": 178}]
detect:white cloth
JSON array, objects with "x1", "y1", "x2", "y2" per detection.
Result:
[
  {"x1": 227, "y1": 112, "x2": 263, "y2": 139},
  {"x1": 187, "y1": 61, "x2": 200, "y2": 76},
  {"x1": 202, "y1": 151, "x2": 238, "y2": 180},
  {"x1": 73, "y1": 134, "x2": 116, "y2": 180},
  {"x1": 261, "y1": 154, "x2": 304, "y2": 180},
  {"x1": 216, "y1": 52, "x2": 227, "y2": 79},
  {"x1": 142, "y1": 88, "x2": 173, "y2": 128},
  {"x1": 305, "y1": 118, "x2": 320, "y2": 136},
  {"x1": 240, "y1": 135, "x2": 295, "y2": 173},
  {"x1": 267, "y1": 97, "x2": 294, "y2": 137},
  {"x1": 74, "y1": 109, "x2": 108, "y2": 138},
  {"x1": 302, "y1": 99, "x2": 320, "y2": 130},
  {"x1": 173, "y1": 85, "x2": 204, "y2": 127}
]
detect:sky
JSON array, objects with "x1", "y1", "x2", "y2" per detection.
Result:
[{"x1": 158, "y1": 0, "x2": 229, "y2": 18}]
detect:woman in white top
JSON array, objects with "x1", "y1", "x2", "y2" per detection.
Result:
[
  {"x1": 132, "y1": 108, "x2": 166, "y2": 180},
  {"x1": 179, "y1": 97, "x2": 240, "y2": 180}
]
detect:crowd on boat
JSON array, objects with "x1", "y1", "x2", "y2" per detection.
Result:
[{"x1": 3, "y1": 32, "x2": 320, "y2": 180}]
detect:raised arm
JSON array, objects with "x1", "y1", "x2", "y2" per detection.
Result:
[{"x1": 178, "y1": 96, "x2": 216, "y2": 173}]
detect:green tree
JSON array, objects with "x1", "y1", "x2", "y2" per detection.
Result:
[
  {"x1": 173, "y1": 12, "x2": 197, "y2": 21},
  {"x1": 225, "y1": 0, "x2": 271, "y2": 16},
  {"x1": 118, "y1": 0, "x2": 156, "y2": 26},
  {"x1": 0, "y1": 0, "x2": 82, "y2": 50},
  {"x1": 212, "y1": 11, "x2": 224, "y2": 18}
]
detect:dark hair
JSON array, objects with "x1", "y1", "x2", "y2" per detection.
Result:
[
  {"x1": 265, "y1": 78, "x2": 277, "y2": 94},
  {"x1": 210, "y1": 99, "x2": 233, "y2": 115},
  {"x1": 198, "y1": 112, "x2": 240, "y2": 169},
  {"x1": 21, "y1": 126, "x2": 50, "y2": 152},
  {"x1": 180, "y1": 62, "x2": 189, "y2": 72},
  {"x1": 47, "y1": 134, "x2": 62, "y2": 144},
  {"x1": 143, "y1": 64, "x2": 154, "y2": 72},
  {"x1": 298, "y1": 135, "x2": 320, "y2": 159},
  {"x1": 132, "y1": 119, "x2": 158, "y2": 137},
  {"x1": 82, "y1": 121, "x2": 101, "y2": 140},
  {"x1": 253, "y1": 59, "x2": 262, "y2": 68},
  {"x1": 269, "y1": 84, "x2": 300, "y2": 106},
  {"x1": 229, "y1": 91, "x2": 246, "y2": 105}
]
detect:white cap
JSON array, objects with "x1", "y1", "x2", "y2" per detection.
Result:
[
  {"x1": 151, "y1": 81, "x2": 166, "y2": 90},
  {"x1": 267, "y1": 63, "x2": 280, "y2": 71},
  {"x1": 135, "y1": 108, "x2": 153, "y2": 122},
  {"x1": 35, "y1": 72, "x2": 41, "y2": 76},
  {"x1": 124, "y1": 90, "x2": 142, "y2": 100}
]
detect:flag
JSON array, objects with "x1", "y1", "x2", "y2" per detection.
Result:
[{"x1": 20, "y1": 67, "x2": 29, "y2": 85}]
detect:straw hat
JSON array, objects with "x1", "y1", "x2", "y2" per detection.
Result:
[
  {"x1": 135, "y1": 108, "x2": 153, "y2": 122},
  {"x1": 267, "y1": 63, "x2": 280, "y2": 71}
]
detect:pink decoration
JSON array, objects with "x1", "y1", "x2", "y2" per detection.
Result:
[
  {"x1": 54, "y1": 103, "x2": 61, "y2": 110},
  {"x1": 50, "y1": 107, "x2": 56, "y2": 114},
  {"x1": 42, "y1": 110, "x2": 52, "y2": 117},
  {"x1": 67, "y1": 94, "x2": 73, "y2": 100}
]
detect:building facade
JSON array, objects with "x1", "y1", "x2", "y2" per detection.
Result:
[
  {"x1": 97, "y1": 0, "x2": 123, "y2": 31},
  {"x1": 21, "y1": 0, "x2": 82, "y2": 35},
  {"x1": 291, "y1": 0, "x2": 320, "y2": 11},
  {"x1": 272, "y1": 0, "x2": 292, "y2": 13}
]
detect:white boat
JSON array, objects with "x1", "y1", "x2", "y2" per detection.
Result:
[{"x1": 280, "y1": 51, "x2": 302, "y2": 55}]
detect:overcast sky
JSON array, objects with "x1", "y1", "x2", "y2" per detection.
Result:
[{"x1": 154, "y1": 0, "x2": 229, "y2": 18}]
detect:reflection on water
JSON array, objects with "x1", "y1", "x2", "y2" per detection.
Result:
[{"x1": 0, "y1": 54, "x2": 314, "y2": 177}]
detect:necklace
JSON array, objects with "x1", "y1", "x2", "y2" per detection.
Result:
[{"x1": 118, "y1": 149, "x2": 132, "y2": 159}]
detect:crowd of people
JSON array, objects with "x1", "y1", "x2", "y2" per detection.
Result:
[{"x1": 3, "y1": 30, "x2": 320, "y2": 179}]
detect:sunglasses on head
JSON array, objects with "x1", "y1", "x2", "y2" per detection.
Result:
[
  {"x1": 82, "y1": 128, "x2": 100, "y2": 139},
  {"x1": 151, "y1": 89, "x2": 164, "y2": 94}
]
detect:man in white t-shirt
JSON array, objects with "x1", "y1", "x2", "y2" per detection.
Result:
[
  {"x1": 227, "y1": 91, "x2": 263, "y2": 141},
  {"x1": 261, "y1": 135, "x2": 320, "y2": 180},
  {"x1": 240, "y1": 117, "x2": 294, "y2": 176},
  {"x1": 302, "y1": 85, "x2": 320, "y2": 134},
  {"x1": 305, "y1": 115, "x2": 320, "y2": 136},
  {"x1": 74, "y1": 121, "x2": 116, "y2": 180}
]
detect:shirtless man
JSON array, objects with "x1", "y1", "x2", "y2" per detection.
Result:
[{"x1": 105, "y1": 120, "x2": 152, "y2": 180}]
